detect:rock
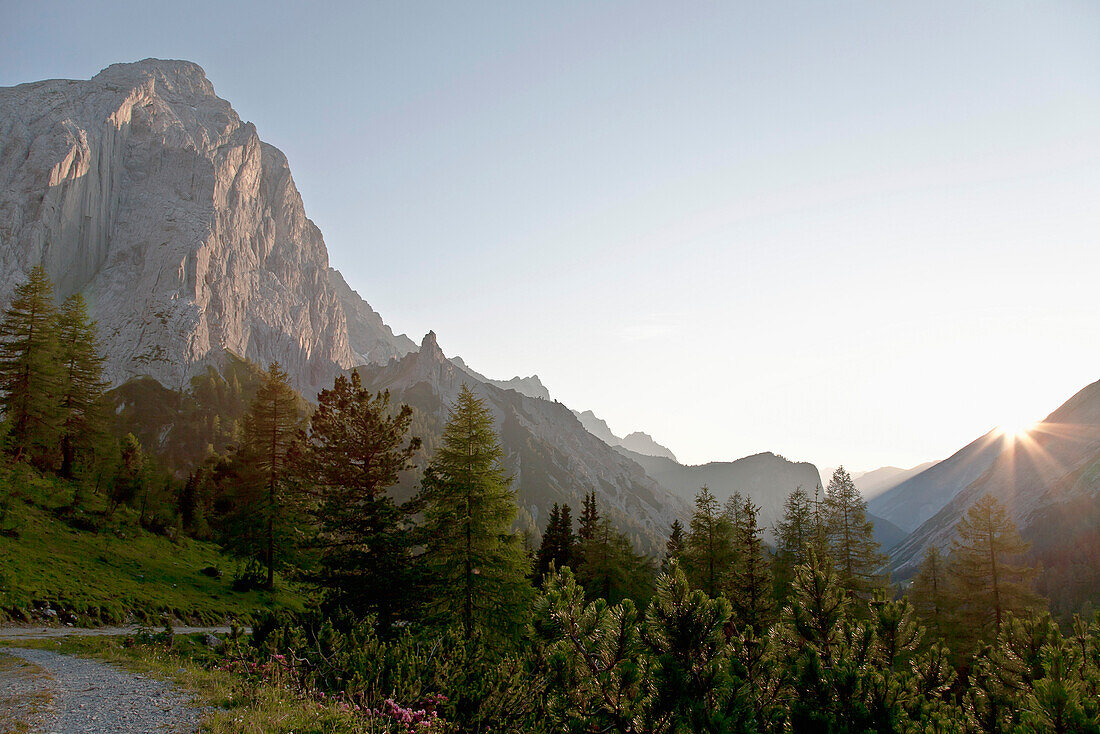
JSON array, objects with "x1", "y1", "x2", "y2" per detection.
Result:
[
  {"x1": 0, "y1": 59, "x2": 413, "y2": 394},
  {"x1": 201, "y1": 633, "x2": 222, "y2": 650}
]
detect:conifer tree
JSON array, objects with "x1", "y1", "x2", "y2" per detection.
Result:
[
  {"x1": 55, "y1": 293, "x2": 107, "y2": 478},
  {"x1": 726, "y1": 499, "x2": 775, "y2": 632},
  {"x1": 683, "y1": 486, "x2": 735, "y2": 598},
  {"x1": 536, "y1": 502, "x2": 576, "y2": 578},
  {"x1": 723, "y1": 490, "x2": 746, "y2": 527},
  {"x1": 908, "y1": 544, "x2": 951, "y2": 640},
  {"x1": 576, "y1": 511, "x2": 654, "y2": 604},
  {"x1": 0, "y1": 265, "x2": 60, "y2": 465},
  {"x1": 774, "y1": 486, "x2": 815, "y2": 601},
  {"x1": 238, "y1": 362, "x2": 305, "y2": 589},
  {"x1": 662, "y1": 518, "x2": 686, "y2": 574},
  {"x1": 419, "y1": 385, "x2": 532, "y2": 642},
  {"x1": 578, "y1": 490, "x2": 600, "y2": 542},
  {"x1": 300, "y1": 370, "x2": 420, "y2": 626},
  {"x1": 947, "y1": 493, "x2": 1040, "y2": 640},
  {"x1": 823, "y1": 467, "x2": 886, "y2": 601}
]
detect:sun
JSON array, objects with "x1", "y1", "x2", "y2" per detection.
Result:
[{"x1": 996, "y1": 417, "x2": 1038, "y2": 439}]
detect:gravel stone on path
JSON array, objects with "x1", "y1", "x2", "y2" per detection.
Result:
[{"x1": 0, "y1": 646, "x2": 202, "y2": 733}]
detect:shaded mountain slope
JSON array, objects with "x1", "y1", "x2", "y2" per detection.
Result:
[
  {"x1": 354, "y1": 333, "x2": 688, "y2": 555},
  {"x1": 616, "y1": 447, "x2": 820, "y2": 543},
  {"x1": 868, "y1": 432, "x2": 1010, "y2": 532}
]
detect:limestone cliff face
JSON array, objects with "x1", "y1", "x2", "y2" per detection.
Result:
[{"x1": 0, "y1": 59, "x2": 410, "y2": 391}]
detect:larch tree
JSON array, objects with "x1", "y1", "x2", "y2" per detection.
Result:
[
  {"x1": 662, "y1": 518, "x2": 686, "y2": 574},
  {"x1": 0, "y1": 265, "x2": 60, "y2": 465},
  {"x1": 300, "y1": 370, "x2": 421, "y2": 627},
  {"x1": 725, "y1": 498, "x2": 775, "y2": 632},
  {"x1": 55, "y1": 293, "x2": 108, "y2": 478},
  {"x1": 947, "y1": 493, "x2": 1040, "y2": 640},
  {"x1": 238, "y1": 362, "x2": 305, "y2": 589},
  {"x1": 683, "y1": 486, "x2": 735, "y2": 598},
  {"x1": 823, "y1": 467, "x2": 886, "y2": 601},
  {"x1": 908, "y1": 544, "x2": 952, "y2": 640},
  {"x1": 419, "y1": 384, "x2": 532, "y2": 642},
  {"x1": 774, "y1": 485, "x2": 816, "y2": 601}
]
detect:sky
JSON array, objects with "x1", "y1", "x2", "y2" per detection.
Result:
[{"x1": 3, "y1": 1, "x2": 1100, "y2": 470}]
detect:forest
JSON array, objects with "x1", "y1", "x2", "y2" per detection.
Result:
[{"x1": 1, "y1": 265, "x2": 1098, "y2": 733}]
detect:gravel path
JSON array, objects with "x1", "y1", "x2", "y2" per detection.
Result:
[
  {"x1": 0, "y1": 625, "x2": 243, "y2": 641},
  {"x1": 0, "y1": 647, "x2": 203, "y2": 733}
]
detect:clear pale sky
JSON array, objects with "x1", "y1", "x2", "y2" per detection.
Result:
[{"x1": 4, "y1": 2, "x2": 1099, "y2": 470}]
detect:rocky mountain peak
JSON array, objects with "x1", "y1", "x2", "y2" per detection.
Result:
[
  {"x1": 0, "y1": 60, "x2": 410, "y2": 393},
  {"x1": 421, "y1": 330, "x2": 443, "y2": 361}
]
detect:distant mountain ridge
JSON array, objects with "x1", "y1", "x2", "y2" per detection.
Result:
[
  {"x1": 856, "y1": 462, "x2": 938, "y2": 501},
  {"x1": 617, "y1": 447, "x2": 820, "y2": 544},
  {"x1": 573, "y1": 410, "x2": 678, "y2": 461}
]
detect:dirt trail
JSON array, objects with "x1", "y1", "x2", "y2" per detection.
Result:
[
  {"x1": 0, "y1": 624, "x2": 243, "y2": 640},
  {"x1": 0, "y1": 646, "x2": 203, "y2": 733}
]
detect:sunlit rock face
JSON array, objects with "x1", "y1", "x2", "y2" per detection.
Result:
[{"x1": 0, "y1": 59, "x2": 412, "y2": 392}]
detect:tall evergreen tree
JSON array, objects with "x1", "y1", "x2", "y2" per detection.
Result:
[
  {"x1": 300, "y1": 370, "x2": 421, "y2": 626},
  {"x1": 576, "y1": 509, "x2": 654, "y2": 604},
  {"x1": 662, "y1": 518, "x2": 686, "y2": 575},
  {"x1": 947, "y1": 493, "x2": 1040, "y2": 641},
  {"x1": 419, "y1": 385, "x2": 533, "y2": 642},
  {"x1": 726, "y1": 499, "x2": 775, "y2": 632},
  {"x1": 908, "y1": 544, "x2": 951, "y2": 640},
  {"x1": 55, "y1": 293, "x2": 107, "y2": 478},
  {"x1": 823, "y1": 467, "x2": 886, "y2": 601},
  {"x1": 683, "y1": 486, "x2": 735, "y2": 598},
  {"x1": 536, "y1": 502, "x2": 576, "y2": 578},
  {"x1": 0, "y1": 265, "x2": 60, "y2": 465},
  {"x1": 578, "y1": 490, "x2": 600, "y2": 543},
  {"x1": 238, "y1": 362, "x2": 305, "y2": 589},
  {"x1": 774, "y1": 486, "x2": 815, "y2": 602}
]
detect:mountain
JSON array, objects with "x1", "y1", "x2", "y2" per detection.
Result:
[
  {"x1": 572, "y1": 410, "x2": 678, "y2": 462},
  {"x1": 619, "y1": 432, "x2": 678, "y2": 462},
  {"x1": 0, "y1": 59, "x2": 412, "y2": 392},
  {"x1": 449, "y1": 357, "x2": 551, "y2": 401},
  {"x1": 868, "y1": 432, "x2": 1011, "y2": 533},
  {"x1": 866, "y1": 512, "x2": 909, "y2": 553},
  {"x1": 616, "y1": 447, "x2": 819, "y2": 543},
  {"x1": 354, "y1": 332, "x2": 689, "y2": 555},
  {"x1": 888, "y1": 379, "x2": 1100, "y2": 579},
  {"x1": 855, "y1": 462, "x2": 938, "y2": 501}
]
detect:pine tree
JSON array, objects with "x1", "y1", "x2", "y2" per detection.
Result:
[
  {"x1": 683, "y1": 486, "x2": 735, "y2": 598},
  {"x1": 726, "y1": 499, "x2": 775, "y2": 632},
  {"x1": 0, "y1": 265, "x2": 60, "y2": 465},
  {"x1": 419, "y1": 384, "x2": 533, "y2": 642},
  {"x1": 662, "y1": 518, "x2": 686, "y2": 575},
  {"x1": 55, "y1": 293, "x2": 107, "y2": 478},
  {"x1": 823, "y1": 467, "x2": 886, "y2": 601},
  {"x1": 238, "y1": 362, "x2": 305, "y2": 589},
  {"x1": 947, "y1": 493, "x2": 1040, "y2": 641},
  {"x1": 300, "y1": 370, "x2": 421, "y2": 626}
]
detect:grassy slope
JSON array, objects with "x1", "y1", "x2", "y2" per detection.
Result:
[{"x1": 0, "y1": 464, "x2": 302, "y2": 625}]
